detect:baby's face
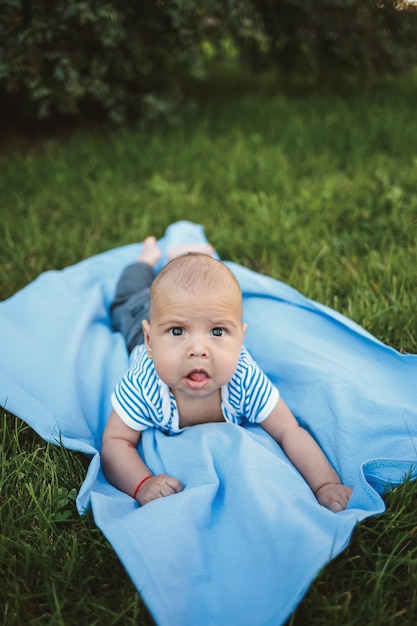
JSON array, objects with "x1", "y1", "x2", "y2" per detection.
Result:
[{"x1": 142, "y1": 285, "x2": 246, "y2": 403}]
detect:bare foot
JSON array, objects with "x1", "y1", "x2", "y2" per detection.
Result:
[
  {"x1": 137, "y1": 236, "x2": 161, "y2": 267},
  {"x1": 167, "y1": 242, "x2": 215, "y2": 260}
]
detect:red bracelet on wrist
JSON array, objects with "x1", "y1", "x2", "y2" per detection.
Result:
[{"x1": 133, "y1": 475, "x2": 153, "y2": 500}]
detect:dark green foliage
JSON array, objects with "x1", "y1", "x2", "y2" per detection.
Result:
[
  {"x1": 247, "y1": 0, "x2": 417, "y2": 79},
  {"x1": 0, "y1": 0, "x2": 216, "y2": 125},
  {"x1": 1, "y1": 1, "x2": 417, "y2": 125}
]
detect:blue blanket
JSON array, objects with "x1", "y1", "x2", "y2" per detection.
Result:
[{"x1": 1, "y1": 221, "x2": 416, "y2": 626}]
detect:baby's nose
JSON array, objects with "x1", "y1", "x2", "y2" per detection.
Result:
[{"x1": 188, "y1": 336, "x2": 208, "y2": 357}]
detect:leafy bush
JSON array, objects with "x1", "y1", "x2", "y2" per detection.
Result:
[
  {"x1": 246, "y1": 0, "x2": 417, "y2": 79},
  {"x1": 1, "y1": 0, "x2": 417, "y2": 126},
  {"x1": 0, "y1": 0, "x2": 218, "y2": 124}
]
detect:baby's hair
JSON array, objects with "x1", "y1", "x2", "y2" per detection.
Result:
[{"x1": 149, "y1": 253, "x2": 242, "y2": 319}]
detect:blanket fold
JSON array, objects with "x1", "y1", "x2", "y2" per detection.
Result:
[{"x1": 1, "y1": 221, "x2": 416, "y2": 626}]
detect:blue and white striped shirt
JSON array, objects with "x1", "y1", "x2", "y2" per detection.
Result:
[{"x1": 111, "y1": 344, "x2": 279, "y2": 434}]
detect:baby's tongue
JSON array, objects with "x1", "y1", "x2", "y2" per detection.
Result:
[{"x1": 189, "y1": 371, "x2": 207, "y2": 382}]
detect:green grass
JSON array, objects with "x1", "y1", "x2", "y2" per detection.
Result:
[
  {"x1": 0, "y1": 414, "x2": 152, "y2": 625},
  {"x1": 1, "y1": 69, "x2": 417, "y2": 624}
]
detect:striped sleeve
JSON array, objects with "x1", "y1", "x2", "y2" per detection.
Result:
[
  {"x1": 111, "y1": 344, "x2": 166, "y2": 431},
  {"x1": 226, "y1": 348, "x2": 279, "y2": 424}
]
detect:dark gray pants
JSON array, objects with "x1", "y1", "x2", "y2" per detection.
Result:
[{"x1": 110, "y1": 262, "x2": 154, "y2": 353}]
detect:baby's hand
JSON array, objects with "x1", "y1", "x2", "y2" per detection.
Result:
[
  {"x1": 135, "y1": 474, "x2": 183, "y2": 506},
  {"x1": 315, "y1": 483, "x2": 352, "y2": 512}
]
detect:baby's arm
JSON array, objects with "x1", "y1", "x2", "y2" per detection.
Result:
[
  {"x1": 261, "y1": 399, "x2": 352, "y2": 512},
  {"x1": 101, "y1": 409, "x2": 183, "y2": 506}
]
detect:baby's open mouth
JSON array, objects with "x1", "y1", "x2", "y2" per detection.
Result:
[
  {"x1": 186, "y1": 369, "x2": 210, "y2": 389},
  {"x1": 188, "y1": 369, "x2": 209, "y2": 382}
]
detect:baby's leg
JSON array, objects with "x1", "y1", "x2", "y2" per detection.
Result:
[
  {"x1": 167, "y1": 242, "x2": 215, "y2": 259},
  {"x1": 110, "y1": 237, "x2": 161, "y2": 353}
]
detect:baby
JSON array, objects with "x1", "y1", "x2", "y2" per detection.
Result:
[{"x1": 102, "y1": 238, "x2": 352, "y2": 512}]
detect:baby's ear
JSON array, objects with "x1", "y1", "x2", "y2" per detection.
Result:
[
  {"x1": 142, "y1": 320, "x2": 152, "y2": 358},
  {"x1": 242, "y1": 322, "x2": 248, "y2": 338}
]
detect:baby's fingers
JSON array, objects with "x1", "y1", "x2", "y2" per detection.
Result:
[
  {"x1": 316, "y1": 484, "x2": 352, "y2": 512},
  {"x1": 328, "y1": 498, "x2": 345, "y2": 513},
  {"x1": 137, "y1": 474, "x2": 183, "y2": 505},
  {"x1": 165, "y1": 476, "x2": 183, "y2": 495}
]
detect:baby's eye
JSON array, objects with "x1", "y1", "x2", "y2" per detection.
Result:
[
  {"x1": 211, "y1": 327, "x2": 226, "y2": 337},
  {"x1": 169, "y1": 327, "x2": 184, "y2": 336}
]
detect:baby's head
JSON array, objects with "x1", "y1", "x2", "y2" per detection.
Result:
[
  {"x1": 149, "y1": 252, "x2": 243, "y2": 321},
  {"x1": 142, "y1": 253, "x2": 246, "y2": 398}
]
